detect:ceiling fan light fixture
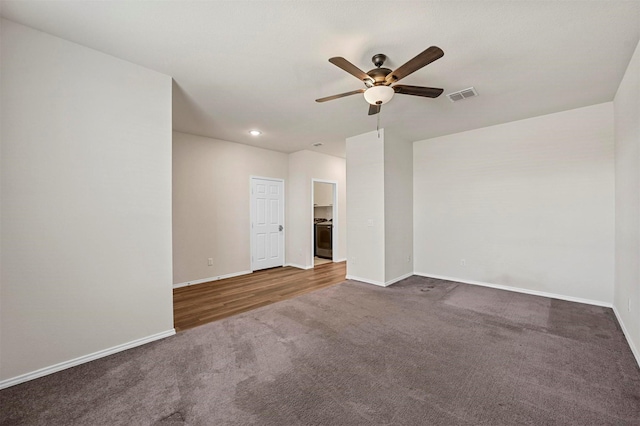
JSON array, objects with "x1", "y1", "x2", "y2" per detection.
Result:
[
  {"x1": 319, "y1": 46, "x2": 444, "y2": 115},
  {"x1": 364, "y1": 85, "x2": 394, "y2": 105}
]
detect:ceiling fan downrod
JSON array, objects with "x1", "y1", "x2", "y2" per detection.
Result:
[{"x1": 372, "y1": 53, "x2": 387, "y2": 68}]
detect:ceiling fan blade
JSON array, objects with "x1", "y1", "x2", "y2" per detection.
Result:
[
  {"x1": 385, "y1": 46, "x2": 444, "y2": 85},
  {"x1": 329, "y1": 57, "x2": 374, "y2": 84},
  {"x1": 315, "y1": 89, "x2": 365, "y2": 103},
  {"x1": 368, "y1": 104, "x2": 381, "y2": 115},
  {"x1": 393, "y1": 85, "x2": 444, "y2": 98}
]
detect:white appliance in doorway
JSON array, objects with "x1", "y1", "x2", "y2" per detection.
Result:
[{"x1": 250, "y1": 177, "x2": 285, "y2": 271}]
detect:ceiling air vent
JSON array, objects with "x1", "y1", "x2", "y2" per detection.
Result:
[{"x1": 446, "y1": 87, "x2": 479, "y2": 102}]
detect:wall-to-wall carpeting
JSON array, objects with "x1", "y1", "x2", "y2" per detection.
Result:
[{"x1": 1, "y1": 277, "x2": 639, "y2": 425}]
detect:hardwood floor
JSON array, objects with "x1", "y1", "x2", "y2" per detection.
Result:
[{"x1": 173, "y1": 261, "x2": 346, "y2": 332}]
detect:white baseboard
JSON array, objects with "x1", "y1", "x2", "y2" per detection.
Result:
[
  {"x1": 0, "y1": 329, "x2": 175, "y2": 390},
  {"x1": 385, "y1": 272, "x2": 414, "y2": 286},
  {"x1": 346, "y1": 275, "x2": 387, "y2": 287},
  {"x1": 346, "y1": 272, "x2": 413, "y2": 287},
  {"x1": 414, "y1": 272, "x2": 612, "y2": 308},
  {"x1": 286, "y1": 263, "x2": 313, "y2": 270},
  {"x1": 173, "y1": 270, "x2": 252, "y2": 289},
  {"x1": 612, "y1": 305, "x2": 640, "y2": 368},
  {"x1": 332, "y1": 258, "x2": 347, "y2": 263}
]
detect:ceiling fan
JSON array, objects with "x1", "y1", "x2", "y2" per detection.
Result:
[{"x1": 316, "y1": 46, "x2": 444, "y2": 115}]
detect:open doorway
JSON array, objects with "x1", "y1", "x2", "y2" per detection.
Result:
[{"x1": 311, "y1": 179, "x2": 337, "y2": 268}]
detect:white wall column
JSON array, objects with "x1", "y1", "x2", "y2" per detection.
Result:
[{"x1": 346, "y1": 129, "x2": 413, "y2": 286}]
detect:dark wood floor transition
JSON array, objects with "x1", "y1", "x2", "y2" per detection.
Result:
[{"x1": 173, "y1": 261, "x2": 346, "y2": 331}]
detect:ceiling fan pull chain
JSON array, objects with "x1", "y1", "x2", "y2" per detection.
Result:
[{"x1": 377, "y1": 110, "x2": 381, "y2": 138}]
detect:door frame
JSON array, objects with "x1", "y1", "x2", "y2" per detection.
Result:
[
  {"x1": 310, "y1": 178, "x2": 338, "y2": 267},
  {"x1": 250, "y1": 176, "x2": 286, "y2": 271}
]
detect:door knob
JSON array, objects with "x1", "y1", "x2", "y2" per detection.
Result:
[{"x1": 279, "y1": 225, "x2": 283, "y2": 231}]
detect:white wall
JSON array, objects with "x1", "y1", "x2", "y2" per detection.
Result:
[
  {"x1": 287, "y1": 150, "x2": 347, "y2": 268},
  {"x1": 613, "y1": 40, "x2": 640, "y2": 363},
  {"x1": 384, "y1": 133, "x2": 413, "y2": 282},
  {"x1": 0, "y1": 18, "x2": 4, "y2": 365},
  {"x1": 172, "y1": 131, "x2": 288, "y2": 285},
  {"x1": 345, "y1": 130, "x2": 386, "y2": 283},
  {"x1": 0, "y1": 20, "x2": 174, "y2": 383},
  {"x1": 413, "y1": 103, "x2": 615, "y2": 304}
]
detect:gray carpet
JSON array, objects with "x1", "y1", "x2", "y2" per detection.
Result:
[{"x1": 1, "y1": 276, "x2": 639, "y2": 425}]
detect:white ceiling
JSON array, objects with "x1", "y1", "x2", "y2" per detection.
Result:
[{"x1": 2, "y1": 1, "x2": 639, "y2": 158}]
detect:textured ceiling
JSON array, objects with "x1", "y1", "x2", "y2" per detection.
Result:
[{"x1": 2, "y1": 1, "x2": 639, "y2": 158}]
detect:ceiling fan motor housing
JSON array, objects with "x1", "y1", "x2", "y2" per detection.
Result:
[{"x1": 366, "y1": 67, "x2": 392, "y2": 86}]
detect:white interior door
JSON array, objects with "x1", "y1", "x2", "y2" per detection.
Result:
[{"x1": 251, "y1": 177, "x2": 285, "y2": 271}]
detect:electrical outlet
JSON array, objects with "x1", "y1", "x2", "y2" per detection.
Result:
[
  {"x1": 460, "y1": 259, "x2": 466, "y2": 267},
  {"x1": 208, "y1": 258, "x2": 213, "y2": 266},
  {"x1": 351, "y1": 257, "x2": 357, "y2": 265},
  {"x1": 407, "y1": 254, "x2": 411, "y2": 263}
]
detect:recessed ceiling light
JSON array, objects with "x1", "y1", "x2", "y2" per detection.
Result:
[
  {"x1": 312, "y1": 142, "x2": 323, "y2": 147},
  {"x1": 249, "y1": 130, "x2": 261, "y2": 136}
]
